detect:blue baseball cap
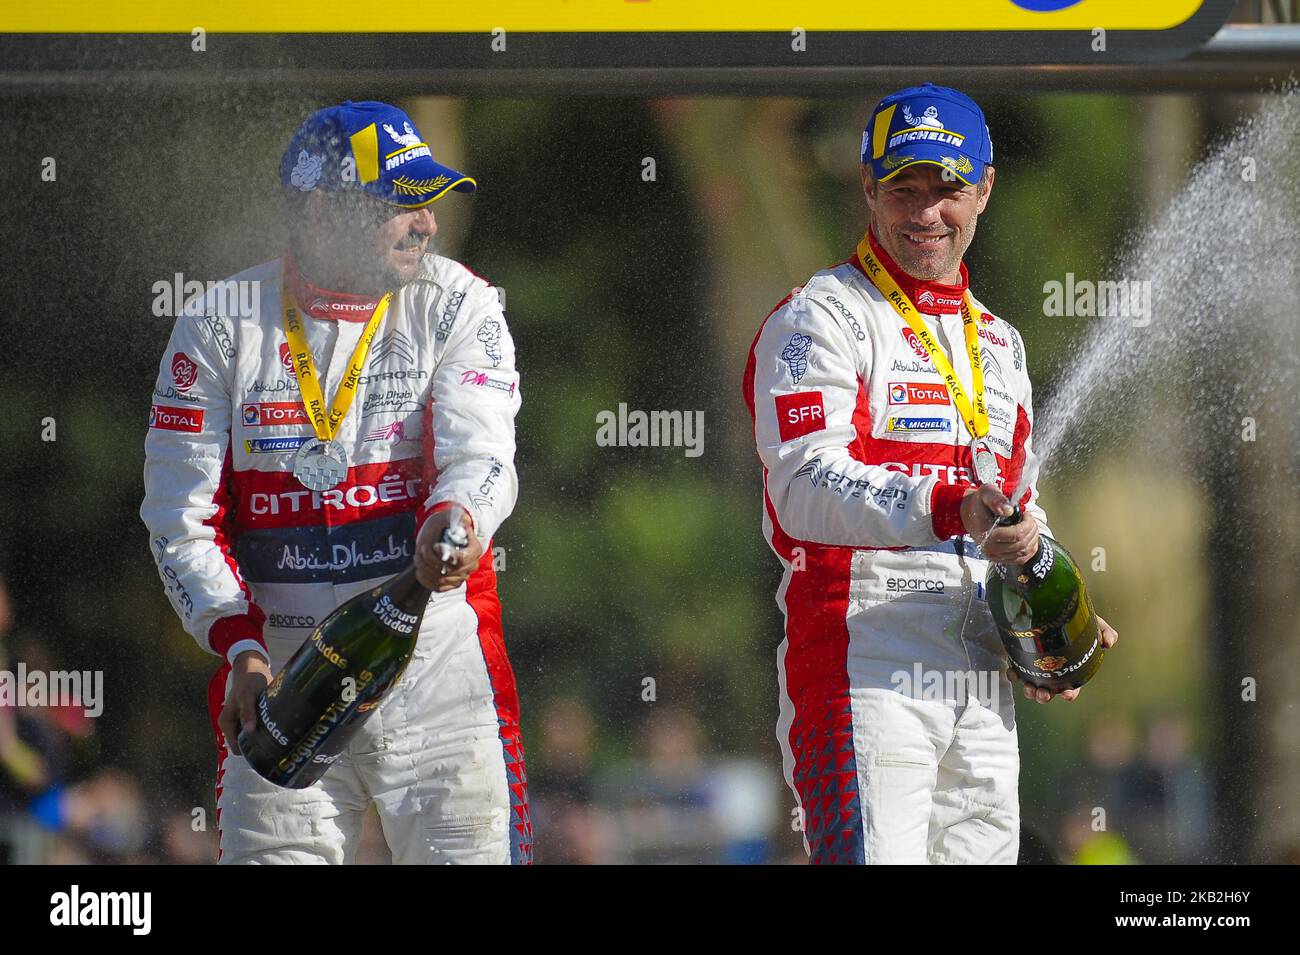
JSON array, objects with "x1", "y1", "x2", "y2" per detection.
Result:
[
  {"x1": 861, "y1": 83, "x2": 993, "y2": 187},
  {"x1": 281, "y1": 101, "x2": 477, "y2": 209}
]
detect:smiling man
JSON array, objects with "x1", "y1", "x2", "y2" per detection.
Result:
[
  {"x1": 743, "y1": 83, "x2": 1117, "y2": 865},
  {"x1": 141, "y1": 101, "x2": 531, "y2": 864}
]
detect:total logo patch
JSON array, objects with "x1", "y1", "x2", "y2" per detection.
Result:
[
  {"x1": 888, "y1": 381, "x2": 949, "y2": 406},
  {"x1": 245, "y1": 436, "x2": 311, "y2": 454},
  {"x1": 775, "y1": 391, "x2": 826, "y2": 441},
  {"x1": 242, "y1": 402, "x2": 310, "y2": 427},
  {"x1": 886, "y1": 416, "x2": 951, "y2": 433},
  {"x1": 150, "y1": 405, "x2": 204, "y2": 433}
]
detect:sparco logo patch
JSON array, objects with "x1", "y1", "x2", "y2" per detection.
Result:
[
  {"x1": 436, "y1": 290, "x2": 466, "y2": 342},
  {"x1": 822, "y1": 295, "x2": 867, "y2": 341},
  {"x1": 268, "y1": 613, "x2": 317, "y2": 629},
  {"x1": 886, "y1": 577, "x2": 945, "y2": 593},
  {"x1": 204, "y1": 314, "x2": 237, "y2": 359}
]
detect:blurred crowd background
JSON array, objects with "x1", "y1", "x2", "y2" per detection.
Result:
[{"x1": 1, "y1": 71, "x2": 1297, "y2": 863}]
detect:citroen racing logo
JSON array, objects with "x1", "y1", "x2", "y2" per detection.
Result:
[{"x1": 372, "y1": 330, "x2": 415, "y2": 365}]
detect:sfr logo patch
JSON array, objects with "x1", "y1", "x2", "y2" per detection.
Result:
[{"x1": 775, "y1": 391, "x2": 826, "y2": 441}]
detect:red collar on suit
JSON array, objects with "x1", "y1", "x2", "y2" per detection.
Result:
[
  {"x1": 861, "y1": 227, "x2": 969, "y2": 316},
  {"x1": 284, "y1": 254, "x2": 385, "y2": 322}
]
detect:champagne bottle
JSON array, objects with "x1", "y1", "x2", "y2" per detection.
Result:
[
  {"x1": 985, "y1": 506, "x2": 1105, "y2": 692},
  {"x1": 237, "y1": 562, "x2": 432, "y2": 789}
]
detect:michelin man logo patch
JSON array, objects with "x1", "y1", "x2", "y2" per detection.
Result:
[
  {"x1": 290, "y1": 150, "x2": 324, "y2": 191},
  {"x1": 383, "y1": 122, "x2": 423, "y2": 148},
  {"x1": 902, "y1": 104, "x2": 943, "y2": 129},
  {"x1": 477, "y1": 318, "x2": 503, "y2": 367},
  {"x1": 782, "y1": 333, "x2": 812, "y2": 384}
]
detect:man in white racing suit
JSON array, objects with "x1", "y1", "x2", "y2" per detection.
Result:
[
  {"x1": 743, "y1": 83, "x2": 1118, "y2": 864},
  {"x1": 141, "y1": 101, "x2": 531, "y2": 864}
]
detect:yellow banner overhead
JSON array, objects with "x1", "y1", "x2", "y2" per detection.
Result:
[{"x1": 4, "y1": 1, "x2": 1210, "y2": 33}]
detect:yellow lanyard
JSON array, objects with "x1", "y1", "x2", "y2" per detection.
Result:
[
  {"x1": 857, "y1": 235, "x2": 988, "y2": 441},
  {"x1": 281, "y1": 275, "x2": 391, "y2": 443}
]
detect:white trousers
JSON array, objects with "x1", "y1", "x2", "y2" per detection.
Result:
[{"x1": 213, "y1": 595, "x2": 530, "y2": 865}]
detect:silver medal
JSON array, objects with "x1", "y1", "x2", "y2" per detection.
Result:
[
  {"x1": 292, "y1": 438, "x2": 349, "y2": 491},
  {"x1": 972, "y1": 438, "x2": 1000, "y2": 486}
]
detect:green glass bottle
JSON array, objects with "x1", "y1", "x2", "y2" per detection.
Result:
[
  {"x1": 985, "y1": 506, "x2": 1105, "y2": 692},
  {"x1": 237, "y1": 563, "x2": 431, "y2": 789}
]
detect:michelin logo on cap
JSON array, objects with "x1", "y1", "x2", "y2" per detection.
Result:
[{"x1": 862, "y1": 82, "x2": 993, "y2": 187}]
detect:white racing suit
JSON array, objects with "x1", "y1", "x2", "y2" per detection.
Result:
[
  {"x1": 743, "y1": 230, "x2": 1052, "y2": 864},
  {"x1": 141, "y1": 254, "x2": 532, "y2": 864}
]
